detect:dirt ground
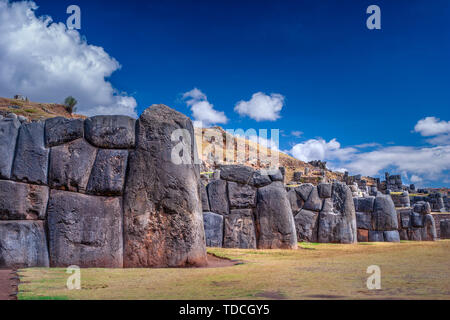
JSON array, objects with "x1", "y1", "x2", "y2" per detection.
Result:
[
  {"x1": 17, "y1": 241, "x2": 450, "y2": 300},
  {"x1": 0, "y1": 269, "x2": 18, "y2": 300}
]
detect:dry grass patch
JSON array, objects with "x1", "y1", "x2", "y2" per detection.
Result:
[{"x1": 17, "y1": 241, "x2": 450, "y2": 300}]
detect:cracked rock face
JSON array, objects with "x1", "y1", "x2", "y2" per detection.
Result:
[
  {"x1": 255, "y1": 182, "x2": 298, "y2": 249},
  {"x1": 0, "y1": 221, "x2": 49, "y2": 268},
  {"x1": 123, "y1": 104, "x2": 207, "y2": 268},
  {"x1": 0, "y1": 118, "x2": 21, "y2": 179},
  {"x1": 0, "y1": 180, "x2": 48, "y2": 220},
  {"x1": 85, "y1": 115, "x2": 136, "y2": 149},
  {"x1": 47, "y1": 190, "x2": 123, "y2": 268},
  {"x1": 12, "y1": 121, "x2": 49, "y2": 185}
]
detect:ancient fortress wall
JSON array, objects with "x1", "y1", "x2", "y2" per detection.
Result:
[
  {"x1": 0, "y1": 105, "x2": 207, "y2": 269},
  {"x1": 0, "y1": 105, "x2": 441, "y2": 269}
]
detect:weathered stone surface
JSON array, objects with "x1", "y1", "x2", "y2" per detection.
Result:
[
  {"x1": 440, "y1": 220, "x2": 450, "y2": 239},
  {"x1": 201, "y1": 185, "x2": 210, "y2": 212},
  {"x1": 399, "y1": 209, "x2": 412, "y2": 229},
  {"x1": 318, "y1": 183, "x2": 332, "y2": 198},
  {"x1": 207, "y1": 180, "x2": 229, "y2": 215},
  {"x1": 47, "y1": 190, "x2": 123, "y2": 268},
  {"x1": 303, "y1": 186, "x2": 323, "y2": 212},
  {"x1": 293, "y1": 171, "x2": 302, "y2": 181},
  {"x1": 255, "y1": 182, "x2": 298, "y2": 249},
  {"x1": 372, "y1": 194, "x2": 398, "y2": 231},
  {"x1": 0, "y1": 118, "x2": 21, "y2": 179},
  {"x1": 317, "y1": 183, "x2": 357, "y2": 244},
  {"x1": 413, "y1": 201, "x2": 431, "y2": 215},
  {"x1": 48, "y1": 138, "x2": 97, "y2": 193},
  {"x1": 123, "y1": 105, "x2": 207, "y2": 267},
  {"x1": 295, "y1": 183, "x2": 314, "y2": 201},
  {"x1": 203, "y1": 212, "x2": 223, "y2": 247},
  {"x1": 227, "y1": 181, "x2": 256, "y2": 209},
  {"x1": 0, "y1": 221, "x2": 49, "y2": 268},
  {"x1": 0, "y1": 180, "x2": 48, "y2": 220},
  {"x1": 294, "y1": 209, "x2": 318, "y2": 242},
  {"x1": 253, "y1": 171, "x2": 272, "y2": 188},
  {"x1": 411, "y1": 212, "x2": 424, "y2": 228},
  {"x1": 223, "y1": 209, "x2": 257, "y2": 249},
  {"x1": 399, "y1": 229, "x2": 408, "y2": 240},
  {"x1": 353, "y1": 196, "x2": 375, "y2": 213},
  {"x1": 86, "y1": 149, "x2": 128, "y2": 196},
  {"x1": 408, "y1": 228, "x2": 422, "y2": 241},
  {"x1": 383, "y1": 230, "x2": 400, "y2": 242},
  {"x1": 12, "y1": 121, "x2": 49, "y2": 185},
  {"x1": 269, "y1": 169, "x2": 284, "y2": 182},
  {"x1": 44, "y1": 117, "x2": 84, "y2": 147},
  {"x1": 357, "y1": 229, "x2": 369, "y2": 242},
  {"x1": 219, "y1": 165, "x2": 255, "y2": 185},
  {"x1": 85, "y1": 115, "x2": 136, "y2": 149},
  {"x1": 356, "y1": 211, "x2": 372, "y2": 230},
  {"x1": 287, "y1": 189, "x2": 304, "y2": 214},
  {"x1": 369, "y1": 230, "x2": 384, "y2": 242},
  {"x1": 422, "y1": 214, "x2": 437, "y2": 241}
]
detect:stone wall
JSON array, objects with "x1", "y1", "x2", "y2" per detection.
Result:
[
  {"x1": 0, "y1": 104, "x2": 207, "y2": 268},
  {"x1": 202, "y1": 165, "x2": 298, "y2": 249},
  {"x1": 432, "y1": 214, "x2": 450, "y2": 239}
]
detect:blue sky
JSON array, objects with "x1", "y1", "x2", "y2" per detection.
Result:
[{"x1": 2, "y1": 0, "x2": 450, "y2": 186}]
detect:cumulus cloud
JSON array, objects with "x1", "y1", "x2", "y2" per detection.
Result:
[
  {"x1": 414, "y1": 117, "x2": 450, "y2": 136},
  {"x1": 234, "y1": 92, "x2": 284, "y2": 121},
  {"x1": 0, "y1": 0, "x2": 137, "y2": 117},
  {"x1": 290, "y1": 138, "x2": 356, "y2": 163},
  {"x1": 183, "y1": 88, "x2": 228, "y2": 127},
  {"x1": 291, "y1": 130, "x2": 303, "y2": 137}
]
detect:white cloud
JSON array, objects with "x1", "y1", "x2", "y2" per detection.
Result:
[
  {"x1": 234, "y1": 92, "x2": 284, "y2": 121},
  {"x1": 0, "y1": 0, "x2": 137, "y2": 117},
  {"x1": 182, "y1": 88, "x2": 228, "y2": 127},
  {"x1": 410, "y1": 175, "x2": 423, "y2": 183},
  {"x1": 414, "y1": 117, "x2": 450, "y2": 136},
  {"x1": 291, "y1": 130, "x2": 303, "y2": 137},
  {"x1": 290, "y1": 138, "x2": 450, "y2": 185}
]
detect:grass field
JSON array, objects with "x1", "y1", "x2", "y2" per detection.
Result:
[{"x1": 18, "y1": 241, "x2": 450, "y2": 300}]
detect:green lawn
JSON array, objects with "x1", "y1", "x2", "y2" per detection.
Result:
[{"x1": 18, "y1": 240, "x2": 450, "y2": 300}]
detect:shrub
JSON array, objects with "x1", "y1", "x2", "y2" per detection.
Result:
[{"x1": 64, "y1": 96, "x2": 78, "y2": 114}]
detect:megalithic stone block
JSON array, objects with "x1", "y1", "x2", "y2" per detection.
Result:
[
  {"x1": 12, "y1": 121, "x2": 49, "y2": 185},
  {"x1": 123, "y1": 105, "x2": 207, "y2": 267},
  {"x1": 0, "y1": 221, "x2": 49, "y2": 268},
  {"x1": 0, "y1": 118, "x2": 21, "y2": 179}
]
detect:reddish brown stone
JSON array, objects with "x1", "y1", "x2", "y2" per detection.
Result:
[{"x1": 357, "y1": 229, "x2": 369, "y2": 242}]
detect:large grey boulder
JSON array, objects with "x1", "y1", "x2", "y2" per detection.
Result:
[
  {"x1": 48, "y1": 138, "x2": 97, "y2": 193},
  {"x1": 255, "y1": 182, "x2": 298, "y2": 249},
  {"x1": 86, "y1": 149, "x2": 128, "y2": 196},
  {"x1": 203, "y1": 212, "x2": 223, "y2": 247},
  {"x1": 295, "y1": 183, "x2": 314, "y2": 202},
  {"x1": 399, "y1": 209, "x2": 412, "y2": 229},
  {"x1": 422, "y1": 214, "x2": 437, "y2": 241},
  {"x1": 227, "y1": 181, "x2": 256, "y2": 209},
  {"x1": 287, "y1": 189, "x2": 304, "y2": 214},
  {"x1": 253, "y1": 170, "x2": 272, "y2": 188},
  {"x1": 123, "y1": 105, "x2": 207, "y2": 267},
  {"x1": 383, "y1": 230, "x2": 400, "y2": 242},
  {"x1": 0, "y1": 221, "x2": 49, "y2": 268},
  {"x1": 12, "y1": 121, "x2": 49, "y2": 185},
  {"x1": 207, "y1": 180, "x2": 229, "y2": 215},
  {"x1": 440, "y1": 220, "x2": 450, "y2": 239},
  {"x1": 411, "y1": 212, "x2": 424, "y2": 228},
  {"x1": 0, "y1": 118, "x2": 21, "y2": 179},
  {"x1": 353, "y1": 196, "x2": 375, "y2": 213},
  {"x1": 0, "y1": 180, "x2": 48, "y2": 220},
  {"x1": 356, "y1": 211, "x2": 372, "y2": 230},
  {"x1": 303, "y1": 186, "x2": 323, "y2": 212},
  {"x1": 47, "y1": 190, "x2": 123, "y2": 268},
  {"x1": 223, "y1": 209, "x2": 257, "y2": 249},
  {"x1": 44, "y1": 117, "x2": 84, "y2": 147},
  {"x1": 269, "y1": 169, "x2": 284, "y2": 182},
  {"x1": 219, "y1": 165, "x2": 255, "y2": 185},
  {"x1": 317, "y1": 183, "x2": 357, "y2": 244},
  {"x1": 85, "y1": 115, "x2": 136, "y2": 149},
  {"x1": 372, "y1": 193, "x2": 398, "y2": 231},
  {"x1": 399, "y1": 229, "x2": 408, "y2": 240},
  {"x1": 413, "y1": 201, "x2": 431, "y2": 215},
  {"x1": 294, "y1": 209, "x2": 318, "y2": 242},
  {"x1": 318, "y1": 183, "x2": 332, "y2": 198},
  {"x1": 408, "y1": 228, "x2": 422, "y2": 241},
  {"x1": 369, "y1": 230, "x2": 384, "y2": 242},
  {"x1": 201, "y1": 185, "x2": 210, "y2": 212}
]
